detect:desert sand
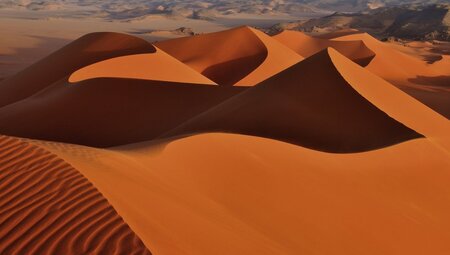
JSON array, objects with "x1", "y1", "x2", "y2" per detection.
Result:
[
  {"x1": 155, "y1": 26, "x2": 303, "y2": 86},
  {"x1": 0, "y1": 135, "x2": 151, "y2": 255},
  {"x1": 1, "y1": 26, "x2": 449, "y2": 255}
]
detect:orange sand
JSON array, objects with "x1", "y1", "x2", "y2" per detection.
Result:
[{"x1": 0, "y1": 27, "x2": 449, "y2": 255}]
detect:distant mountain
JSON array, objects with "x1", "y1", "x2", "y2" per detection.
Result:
[
  {"x1": 3, "y1": 0, "x2": 448, "y2": 22},
  {"x1": 0, "y1": 0, "x2": 329, "y2": 20},
  {"x1": 267, "y1": 4, "x2": 450, "y2": 41}
]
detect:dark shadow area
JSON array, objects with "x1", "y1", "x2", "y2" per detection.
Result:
[
  {"x1": 408, "y1": 75, "x2": 450, "y2": 89},
  {"x1": 423, "y1": 54, "x2": 442, "y2": 64},
  {"x1": 0, "y1": 77, "x2": 247, "y2": 147},
  {"x1": 202, "y1": 53, "x2": 267, "y2": 86},
  {"x1": 353, "y1": 55, "x2": 375, "y2": 67},
  {"x1": 164, "y1": 49, "x2": 423, "y2": 153}
]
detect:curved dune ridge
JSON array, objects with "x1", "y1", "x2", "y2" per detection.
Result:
[
  {"x1": 155, "y1": 26, "x2": 303, "y2": 86},
  {"x1": 0, "y1": 25, "x2": 449, "y2": 255},
  {"x1": 31, "y1": 133, "x2": 450, "y2": 255},
  {"x1": 0, "y1": 32, "x2": 156, "y2": 108},
  {"x1": 273, "y1": 30, "x2": 375, "y2": 66},
  {"x1": 330, "y1": 32, "x2": 450, "y2": 118},
  {"x1": 162, "y1": 48, "x2": 424, "y2": 153},
  {"x1": 68, "y1": 50, "x2": 216, "y2": 85},
  {"x1": 0, "y1": 135, "x2": 151, "y2": 255}
]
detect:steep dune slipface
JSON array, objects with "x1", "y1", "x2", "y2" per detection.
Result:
[
  {"x1": 332, "y1": 33, "x2": 450, "y2": 118},
  {"x1": 69, "y1": 49, "x2": 216, "y2": 85},
  {"x1": 0, "y1": 135, "x2": 151, "y2": 255},
  {"x1": 0, "y1": 32, "x2": 155, "y2": 108},
  {"x1": 155, "y1": 26, "x2": 303, "y2": 86},
  {"x1": 273, "y1": 30, "x2": 375, "y2": 66},
  {"x1": 0, "y1": 78, "x2": 245, "y2": 147},
  {"x1": 163, "y1": 48, "x2": 422, "y2": 153},
  {"x1": 30, "y1": 133, "x2": 450, "y2": 255}
]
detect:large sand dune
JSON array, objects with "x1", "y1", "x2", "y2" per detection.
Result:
[
  {"x1": 0, "y1": 79, "x2": 244, "y2": 147},
  {"x1": 0, "y1": 32, "x2": 155, "y2": 108},
  {"x1": 163, "y1": 48, "x2": 444, "y2": 152},
  {"x1": 330, "y1": 32, "x2": 450, "y2": 117},
  {"x1": 27, "y1": 133, "x2": 450, "y2": 255},
  {"x1": 273, "y1": 30, "x2": 375, "y2": 66},
  {"x1": 155, "y1": 26, "x2": 303, "y2": 86},
  {"x1": 0, "y1": 26, "x2": 449, "y2": 255},
  {"x1": 69, "y1": 50, "x2": 215, "y2": 85}
]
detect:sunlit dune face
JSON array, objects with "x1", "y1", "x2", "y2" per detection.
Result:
[
  {"x1": 273, "y1": 30, "x2": 375, "y2": 66},
  {"x1": 68, "y1": 50, "x2": 216, "y2": 85},
  {"x1": 155, "y1": 26, "x2": 269, "y2": 86},
  {"x1": 154, "y1": 26, "x2": 303, "y2": 87}
]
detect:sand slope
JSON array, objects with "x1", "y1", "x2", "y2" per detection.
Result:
[
  {"x1": 163, "y1": 48, "x2": 431, "y2": 153},
  {"x1": 69, "y1": 50, "x2": 215, "y2": 85},
  {"x1": 0, "y1": 32, "x2": 155, "y2": 108},
  {"x1": 0, "y1": 78, "x2": 245, "y2": 147},
  {"x1": 331, "y1": 32, "x2": 450, "y2": 118},
  {"x1": 155, "y1": 26, "x2": 303, "y2": 86},
  {"x1": 29, "y1": 133, "x2": 450, "y2": 255},
  {"x1": 0, "y1": 26, "x2": 449, "y2": 255},
  {"x1": 0, "y1": 135, "x2": 151, "y2": 255},
  {"x1": 273, "y1": 30, "x2": 375, "y2": 66}
]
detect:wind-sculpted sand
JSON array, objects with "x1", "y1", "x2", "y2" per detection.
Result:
[
  {"x1": 155, "y1": 26, "x2": 303, "y2": 86},
  {"x1": 0, "y1": 26, "x2": 449, "y2": 255},
  {"x1": 0, "y1": 135, "x2": 151, "y2": 255}
]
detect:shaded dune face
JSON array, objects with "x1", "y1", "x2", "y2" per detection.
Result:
[
  {"x1": 0, "y1": 135, "x2": 151, "y2": 255},
  {"x1": 274, "y1": 30, "x2": 375, "y2": 66},
  {"x1": 0, "y1": 79, "x2": 245, "y2": 147},
  {"x1": 155, "y1": 26, "x2": 268, "y2": 86},
  {"x1": 0, "y1": 32, "x2": 156, "y2": 108},
  {"x1": 164, "y1": 49, "x2": 422, "y2": 153}
]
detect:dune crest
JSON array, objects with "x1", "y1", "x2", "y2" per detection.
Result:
[
  {"x1": 0, "y1": 78, "x2": 245, "y2": 147},
  {"x1": 69, "y1": 50, "x2": 216, "y2": 85},
  {"x1": 162, "y1": 48, "x2": 423, "y2": 153},
  {"x1": 155, "y1": 26, "x2": 303, "y2": 86},
  {"x1": 0, "y1": 32, "x2": 155, "y2": 108},
  {"x1": 0, "y1": 135, "x2": 151, "y2": 255},
  {"x1": 30, "y1": 133, "x2": 450, "y2": 255},
  {"x1": 331, "y1": 32, "x2": 450, "y2": 117},
  {"x1": 273, "y1": 30, "x2": 375, "y2": 66}
]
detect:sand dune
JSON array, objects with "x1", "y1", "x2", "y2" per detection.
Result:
[
  {"x1": 273, "y1": 30, "x2": 375, "y2": 66},
  {"x1": 155, "y1": 26, "x2": 303, "y2": 86},
  {"x1": 69, "y1": 50, "x2": 215, "y2": 85},
  {"x1": 331, "y1": 32, "x2": 450, "y2": 118},
  {"x1": 0, "y1": 32, "x2": 155, "y2": 108},
  {"x1": 0, "y1": 78, "x2": 245, "y2": 147},
  {"x1": 0, "y1": 135, "x2": 151, "y2": 255},
  {"x1": 163, "y1": 48, "x2": 427, "y2": 152},
  {"x1": 28, "y1": 133, "x2": 450, "y2": 255},
  {"x1": 1, "y1": 25, "x2": 449, "y2": 255}
]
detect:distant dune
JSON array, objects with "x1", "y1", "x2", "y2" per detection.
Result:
[
  {"x1": 0, "y1": 26, "x2": 449, "y2": 255},
  {"x1": 155, "y1": 26, "x2": 303, "y2": 86},
  {"x1": 332, "y1": 32, "x2": 450, "y2": 117},
  {"x1": 273, "y1": 30, "x2": 375, "y2": 66}
]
